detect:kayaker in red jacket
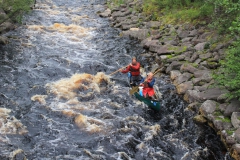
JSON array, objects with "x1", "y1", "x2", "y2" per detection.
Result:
[
  {"x1": 140, "y1": 72, "x2": 155, "y2": 98},
  {"x1": 120, "y1": 56, "x2": 142, "y2": 86}
]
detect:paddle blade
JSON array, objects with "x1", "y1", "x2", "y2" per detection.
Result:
[{"x1": 129, "y1": 86, "x2": 139, "y2": 95}]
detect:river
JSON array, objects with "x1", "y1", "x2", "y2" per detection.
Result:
[{"x1": 0, "y1": 0, "x2": 234, "y2": 159}]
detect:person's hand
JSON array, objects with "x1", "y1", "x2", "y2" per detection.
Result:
[{"x1": 129, "y1": 63, "x2": 132, "y2": 66}]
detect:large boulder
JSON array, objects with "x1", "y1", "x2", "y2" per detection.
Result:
[
  {"x1": 194, "y1": 42, "x2": 207, "y2": 51},
  {"x1": 199, "y1": 100, "x2": 218, "y2": 118}
]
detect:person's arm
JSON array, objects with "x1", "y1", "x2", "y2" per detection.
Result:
[
  {"x1": 121, "y1": 66, "x2": 130, "y2": 73},
  {"x1": 147, "y1": 78, "x2": 155, "y2": 87}
]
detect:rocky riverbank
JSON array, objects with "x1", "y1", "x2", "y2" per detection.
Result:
[{"x1": 99, "y1": 0, "x2": 240, "y2": 159}]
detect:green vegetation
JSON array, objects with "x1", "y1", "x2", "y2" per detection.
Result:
[
  {"x1": 226, "y1": 129, "x2": 235, "y2": 136},
  {"x1": 216, "y1": 117, "x2": 231, "y2": 123},
  {"x1": 0, "y1": 0, "x2": 34, "y2": 24}
]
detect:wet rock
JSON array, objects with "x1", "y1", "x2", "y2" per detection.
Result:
[
  {"x1": 10, "y1": 149, "x2": 26, "y2": 160},
  {"x1": 99, "y1": 8, "x2": 111, "y2": 17},
  {"x1": 224, "y1": 100, "x2": 240, "y2": 117},
  {"x1": 180, "y1": 63, "x2": 198, "y2": 74},
  {"x1": 170, "y1": 70, "x2": 181, "y2": 81},
  {"x1": 193, "y1": 115, "x2": 207, "y2": 123},
  {"x1": 199, "y1": 100, "x2": 218, "y2": 118},
  {"x1": 231, "y1": 112, "x2": 240, "y2": 128},
  {"x1": 184, "y1": 90, "x2": 201, "y2": 103},
  {"x1": 176, "y1": 81, "x2": 193, "y2": 94},
  {"x1": 173, "y1": 72, "x2": 192, "y2": 85}
]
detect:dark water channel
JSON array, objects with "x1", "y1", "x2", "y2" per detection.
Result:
[{"x1": 0, "y1": 0, "x2": 234, "y2": 159}]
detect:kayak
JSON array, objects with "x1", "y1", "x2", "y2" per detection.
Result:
[
  {"x1": 133, "y1": 90, "x2": 161, "y2": 111},
  {"x1": 128, "y1": 77, "x2": 161, "y2": 111}
]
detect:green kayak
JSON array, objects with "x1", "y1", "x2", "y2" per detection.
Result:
[{"x1": 133, "y1": 91, "x2": 161, "y2": 111}]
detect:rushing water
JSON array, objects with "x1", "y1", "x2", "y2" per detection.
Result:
[{"x1": 0, "y1": 0, "x2": 234, "y2": 159}]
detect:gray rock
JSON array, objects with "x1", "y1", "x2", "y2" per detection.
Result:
[
  {"x1": 199, "y1": 88, "x2": 228, "y2": 102},
  {"x1": 167, "y1": 54, "x2": 185, "y2": 63},
  {"x1": 122, "y1": 28, "x2": 149, "y2": 40},
  {"x1": 176, "y1": 81, "x2": 193, "y2": 94},
  {"x1": 0, "y1": 36, "x2": 9, "y2": 45},
  {"x1": 189, "y1": 29, "x2": 198, "y2": 37},
  {"x1": 199, "y1": 52, "x2": 212, "y2": 60},
  {"x1": 231, "y1": 112, "x2": 240, "y2": 128},
  {"x1": 180, "y1": 63, "x2": 198, "y2": 74},
  {"x1": 146, "y1": 21, "x2": 161, "y2": 29},
  {"x1": 166, "y1": 61, "x2": 183, "y2": 74},
  {"x1": 193, "y1": 115, "x2": 207, "y2": 123},
  {"x1": 194, "y1": 58, "x2": 202, "y2": 64},
  {"x1": 184, "y1": 90, "x2": 201, "y2": 103},
  {"x1": 0, "y1": 21, "x2": 15, "y2": 34},
  {"x1": 178, "y1": 30, "x2": 189, "y2": 39},
  {"x1": 143, "y1": 40, "x2": 159, "y2": 49},
  {"x1": 235, "y1": 128, "x2": 240, "y2": 143},
  {"x1": 226, "y1": 136, "x2": 236, "y2": 145},
  {"x1": 174, "y1": 72, "x2": 192, "y2": 85},
  {"x1": 230, "y1": 144, "x2": 240, "y2": 160},
  {"x1": 170, "y1": 70, "x2": 181, "y2": 81},
  {"x1": 219, "y1": 103, "x2": 228, "y2": 113},
  {"x1": 188, "y1": 102, "x2": 201, "y2": 112},
  {"x1": 194, "y1": 42, "x2": 207, "y2": 51},
  {"x1": 194, "y1": 70, "x2": 211, "y2": 78},
  {"x1": 149, "y1": 45, "x2": 175, "y2": 55},
  {"x1": 99, "y1": 9, "x2": 111, "y2": 17},
  {"x1": 224, "y1": 100, "x2": 240, "y2": 117},
  {"x1": 200, "y1": 100, "x2": 218, "y2": 117}
]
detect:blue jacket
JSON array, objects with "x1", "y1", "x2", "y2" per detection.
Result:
[{"x1": 140, "y1": 77, "x2": 155, "y2": 88}]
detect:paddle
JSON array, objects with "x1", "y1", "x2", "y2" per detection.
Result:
[
  {"x1": 129, "y1": 68, "x2": 161, "y2": 95},
  {"x1": 109, "y1": 65, "x2": 129, "y2": 76}
]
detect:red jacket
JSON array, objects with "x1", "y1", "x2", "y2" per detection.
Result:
[{"x1": 121, "y1": 62, "x2": 140, "y2": 76}]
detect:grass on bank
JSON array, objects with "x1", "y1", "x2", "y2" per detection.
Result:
[{"x1": 0, "y1": 0, "x2": 34, "y2": 24}]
